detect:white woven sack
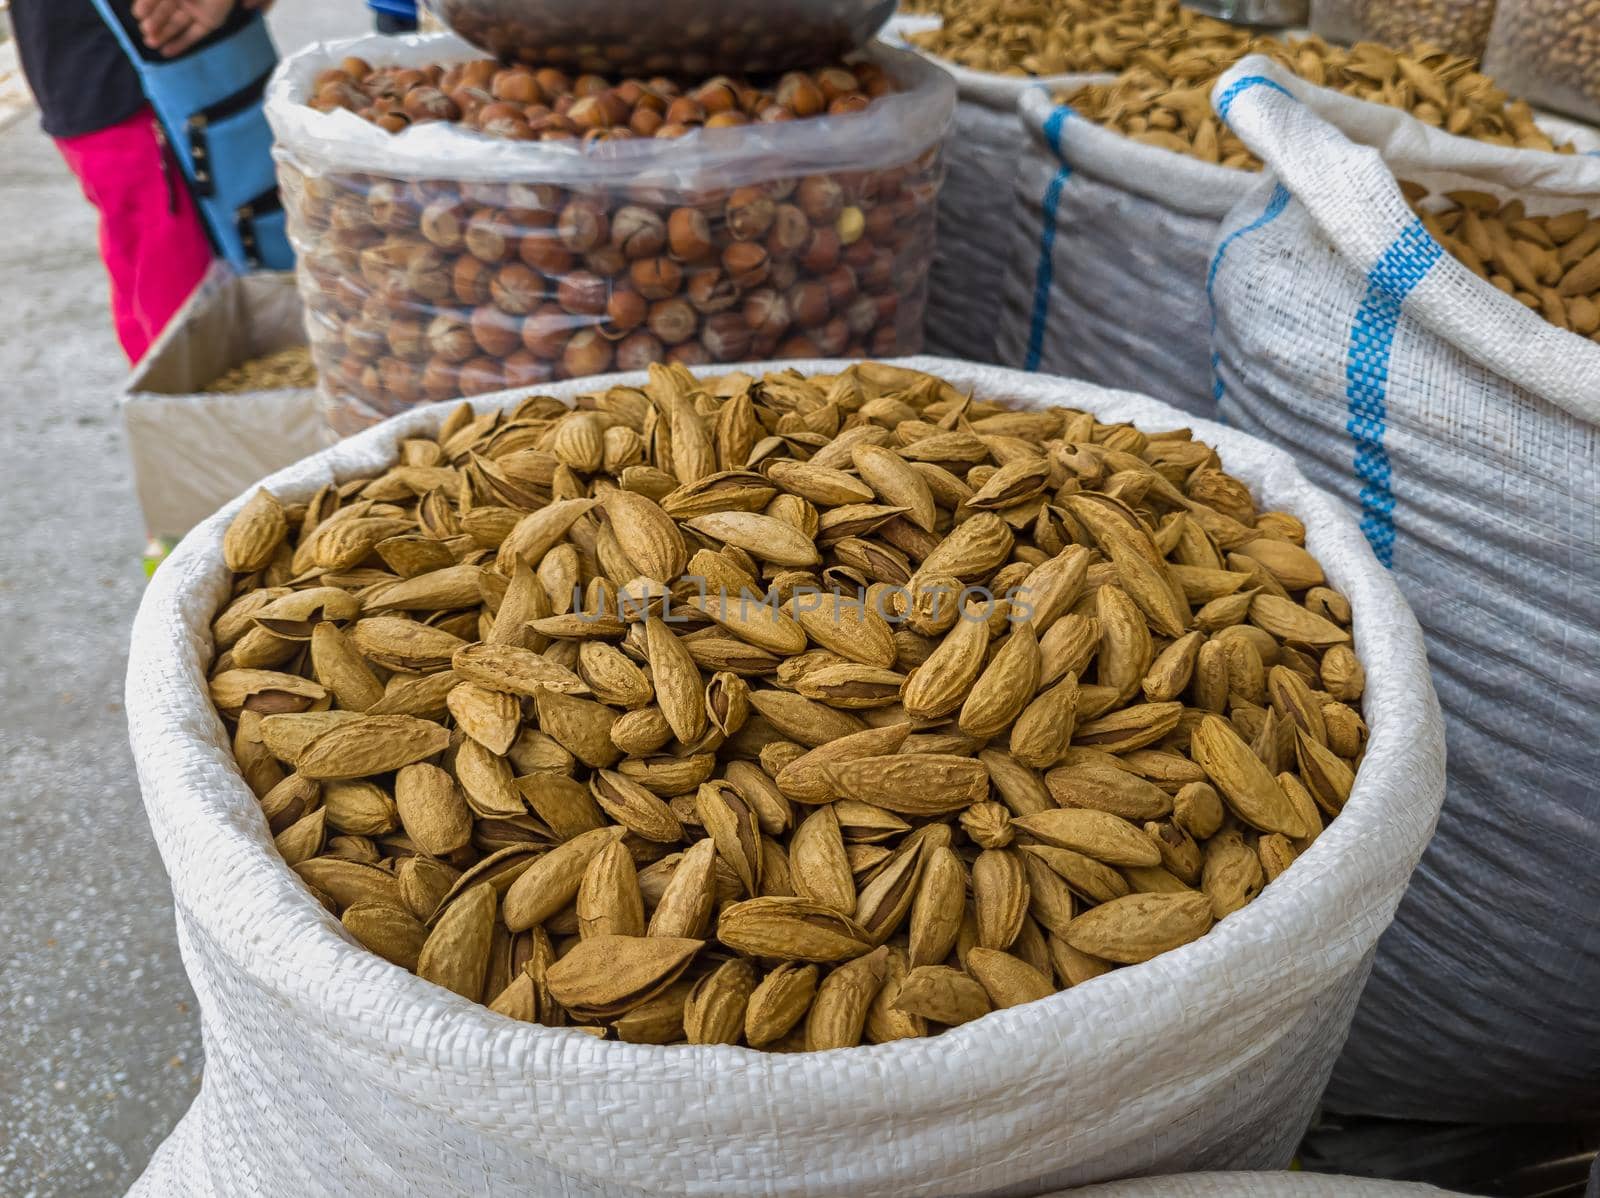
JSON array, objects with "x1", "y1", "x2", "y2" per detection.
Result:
[
  {"x1": 1060, "y1": 1173, "x2": 1459, "y2": 1196},
  {"x1": 126, "y1": 356, "x2": 1443, "y2": 1198},
  {"x1": 1207, "y1": 55, "x2": 1600, "y2": 1123},
  {"x1": 880, "y1": 21, "x2": 1102, "y2": 364},
  {"x1": 997, "y1": 78, "x2": 1600, "y2": 422}
]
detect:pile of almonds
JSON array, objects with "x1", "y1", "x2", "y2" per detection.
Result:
[
  {"x1": 309, "y1": 56, "x2": 891, "y2": 142},
  {"x1": 204, "y1": 346, "x2": 319, "y2": 395},
  {"x1": 1062, "y1": 34, "x2": 1572, "y2": 169},
  {"x1": 1405, "y1": 184, "x2": 1600, "y2": 339},
  {"x1": 283, "y1": 56, "x2": 940, "y2": 434},
  {"x1": 908, "y1": 0, "x2": 1177, "y2": 77},
  {"x1": 213, "y1": 362, "x2": 1366, "y2": 1050}
]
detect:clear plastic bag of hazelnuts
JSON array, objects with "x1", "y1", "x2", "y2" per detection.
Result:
[{"x1": 264, "y1": 34, "x2": 958, "y2": 435}]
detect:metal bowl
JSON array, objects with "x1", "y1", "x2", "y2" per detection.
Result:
[{"x1": 424, "y1": 0, "x2": 896, "y2": 76}]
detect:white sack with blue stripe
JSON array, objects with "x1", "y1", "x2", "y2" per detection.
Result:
[
  {"x1": 996, "y1": 92, "x2": 1255, "y2": 417},
  {"x1": 1207, "y1": 55, "x2": 1600, "y2": 1123},
  {"x1": 124, "y1": 356, "x2": 1444, "y2": 1197},
  {"x1": 880, "y1": 22, "x2": 1101, "y2": 365}
]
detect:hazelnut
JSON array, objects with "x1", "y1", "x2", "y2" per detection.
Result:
[
  {"x1": 377, "y1": 357, "x2": 421, "y2": 405},
  {"x1": 776, "y1": 72, "x2": 826, "y2": 118},
  {"x1": 471, "y1": 306, "x2": 523, "y2": 357},
  {"x1": 611, "y1": 206, "x2": 666, "y2": 259},
  {"x1": 474, "y1": 102, "x2": 532, "y2": 140},
  {"x1": 859, "y1": 248, "x2": 895, "y2": 292},
  {"x1": 340, "y1": 56, "x2": 372, "y2": 81},
  {"x1": 343, "y1": 318, "x2": 384, "y2": 361},
  {"x1": 365, "y1": 180, "x2": 412, "y2": 231},
  {"x1": 452, "y1": 256, "x2": 493, "y2": 306},
  {"x1": 465, "y1": 209, "x2": 509, "y2": 263},
  {"x1": 522, "y1": 302, "x2": 571, "y2": 359},
  {"x1": 667, "y1": 342, "x2": 711, "y2": 368},
  {"x1": 449, "y1": 86, "x2": 492, "y2": 119},
  {"x1": 743, "y1": 288, "x2": 791, "y2": 339},
  {"x1": 520, "y1": 231, "x2": 576, "y2": 276},
  {"x1": 427, "y1": 313, "x2": 476, "y2": 363},
  {"x1": 685, "y1": 268, "x2": 739, "y2": 314},
  {"x1": 749, "y1": 331, "x2": 781, "y2": 359},
  {"x1": 631, "y1": 257, "x2": 683, "y2": 300},
  {"x1": 375, "y1": 112, "x2": 409, "y2": 135},
  {"x1": 557, "y1": 270, "x2": 609, "y2": 316},
  {"x1": 705, "y1": 111, "x2": 750, "y2": 129},
  {"x1": 872, "y1": 292, "x2": 900, "y2": 326},
  {"x1": 725, "y1": 187, "x2": 776, "y2": 241},
  {"x1": 404, "y1": 247, "x2": 451, "y2": 302},
  {"x1": 402, "y1": 86, "x2": 459, "y2": 123},
  {"x1": 461, "y1": 59, "x2": 496, "y2": 90},
  {"x1": 758, "y1": 104, "x2": 795, "y2": 124},
  {"x1": 828, "y1": 94, "x2": 871, "y2": 116},
  {"x1": 800, "y1": 227, "x2": 842, "y2": 275},
  {"x1": 501, "y1": 349, "x2": 555, "y2": 389},
  {"x1": 667, "y1": 208, "x2": 714, "y2": 262},
  {"x1": 722, "y1": 242, "x2": 770, "y2": 290},
  {"x1": 664, "y1": 97, "x2": 707, "y2": 126},
  {"x1": 821, "y1": 265, "x2": 857, "y2": 310},
  {"x1": 769, "y1": 258, "x2": 800, "y2": 292},
  {"x1": 767, "y1": 204, "x2": 810, "y2": 259},
  {"x1": 490, "y1": 263, "x2": 544, "y2": 315},
  {"x1": 506, "y1": 182, "x2": 563, "y2": 215},
  {"x1": 797, "y1": 176, "x2": 845, "y2": 225},
  {"x1": 420, "y1": 356, "x2": 462, "y2": 400},
  {"x1": 864, "y1": 203, "x2": 897, "y2": 244},
  {"x1": 419, "y1": 199, "x2": 464, "y2": 251},
  {"x1": 816, "y1": 67, "x2": 859, "y2": 102},
  {"x1": 654, "y1": 122, "x2": 693, "y2": 140},
  {"x1": 605, "y1": 287, "x2": 648, "y2": 333},
  {"x1": 844, "y1": 294, "x2": 878, "y2": 338},
  {"x1": 615, "y1": 330, "x2": 665, "y2": 371},
  {"x1": 532, "y1": 113, "x2": 578, "y2": 139},
  {"x1": 562, "y1": 328, "x2": 614, "y2": 378},
  {"x1": 567, "y1": 96, "x2": 612, "y2": 131},
  {"x1": 700, "y1": 313, "x2": 751, "y2": 361},
  {"x1": 558, "y1": 198, "x2": 608, "y2": 253},
  {"x1": 787, "y1": 281, "x2": 830, "y2": 329},
  {"x1": 613, "y1": 80, "x2": 648, "y2": 108},
  {"x1": 584, "y1": 245, "x2": 627, "y2": 278},
  {"x1": 386, "y1": 314, "x2": 428, "y2": 360},
  {"x1": 776, "y1": 334, "x2": 820, "y2": 358},
  {"x1": 691, "y1": 78, "x2": 740, "y2": 114},
  {"x1": 458, "y1": 357, "x2": 506, "y2": 396},
  {"x1": 573, "y1": 73, "x2": 608, "y2": 97},
  {"x1": 870, "y1": 326, "x2": 900, "y2": 356},
  {"x1": 491, "y1": 67, "x2": 542, "y2": 105},
  {"x1": 814, "y1": 317, "x2": 850, "y2": 357},
  {"x1": 534, "y1": 68, "x2": 570, "y2": 97},
  {"x1": 648, "y1": 298, "x2": 697, "y2": 345},
  {"x1": 630, "y1": 108, "x2": 664, "y2": 137}
]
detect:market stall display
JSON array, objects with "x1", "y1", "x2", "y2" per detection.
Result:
[
  {"x1": 125, "y1": 357, "x2": 1441, "y2": 1196},
  {"x1": 1208, "y1": 54, "x2": 1600, "y2": 1123},
  {"x1": 1483, "y1": 0, "x2": 1600, "y2": 125},
  {"x1": 267, "y1": 34, "x2": 954, "y2": 435},
  {"x1": 996, "y1": 29, "x2": 1592, "y2": 417}
]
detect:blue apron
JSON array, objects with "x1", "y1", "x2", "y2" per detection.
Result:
[{"x1": 87, "y1": 0, "x2": 293, "y2": 272}]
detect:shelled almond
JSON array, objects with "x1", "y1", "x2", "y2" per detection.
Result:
[{"x1": 213, "y1": 361, "x2": 1366, "y2": 1050}]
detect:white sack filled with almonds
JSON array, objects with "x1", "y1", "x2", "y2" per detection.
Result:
[
  {"x1": 126, "y1": 356, "x2": 1441, "y2": 1197},
  {"x1": 1208, "y1": 57, "x2": 1600, "y2": 1124}
]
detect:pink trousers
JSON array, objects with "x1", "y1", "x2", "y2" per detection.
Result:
[{"x1": 55, "y1": 106, "x2": 214, "y2": 363}]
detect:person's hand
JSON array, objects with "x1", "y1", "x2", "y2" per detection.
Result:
[{"x1": 131, "y1": 0, "x2": 236, "y2": 58}]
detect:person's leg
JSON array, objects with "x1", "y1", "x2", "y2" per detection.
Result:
[{"x1": 53, "y1": 107, "x2": 214, "y2": 362}]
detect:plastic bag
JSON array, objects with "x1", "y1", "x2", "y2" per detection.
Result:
[
  {"x1": 265, "y1": 33, "x2": 954, "y2": 435},
  {"x1": 1484, "y1": 0, "x2": 1600, "y2": 126},
  {"x1": 1208, "y1": 55, "x2": 1600, "y2": 1122},
  {"x1": 125, "y1": 356, "x2": 1443, "y2": 1198},
  {"x1": 1347, "y1": 0, "x2": 1497, "y2": 58},
  {"x1": 1309, "y1": 0, "x2": 1365, "y2": 44},
  {"x1": 1062, "y1": 1174, "x2": 1458, "y2": 1196}
]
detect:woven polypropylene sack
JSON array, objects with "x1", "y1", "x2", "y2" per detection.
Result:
[
  {"x1": 1059, "y1": 1174, "x2": 1459, "y2": 1196},
  {"x1": 1207, "y1": 56, "x2": 1600, "y2": 1123},
  {"x1": 879, "y1": 24, "x2": 1102, "y2": 364},
  {"x1": 995, "y1": 95, "x2": 1255, "y2": 418},
  {"x1": 125, "y1": 356, "x2": 1443, "y2": 1198}
]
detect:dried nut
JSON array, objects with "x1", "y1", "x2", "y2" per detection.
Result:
[{"x1": 216, "y1": 363, "x2": 1362, "y2": 1048}]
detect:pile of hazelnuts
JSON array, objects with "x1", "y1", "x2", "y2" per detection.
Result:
[
  {"x1": 284, "y1": 55, "x2": 941, "y2": 432},
  {"x1": 308, "y1": 57, "x2": 891, "y2": 142}
]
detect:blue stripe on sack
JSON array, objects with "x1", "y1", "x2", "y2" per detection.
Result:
[
  {"x1": 1215, "y1": 75, "x2": 1296, "y2": 122},
  {"x1": 1344, "y1": 219, "x2": 1442, "y2": 568},
  {"x1": 1024, "y1": 107, "x2": 1073, "y2": 371},
  {"x1": 1205, "y1": 183, "x2": 1291, "y2": 405}
]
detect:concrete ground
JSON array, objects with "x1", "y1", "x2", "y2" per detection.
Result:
[{"x1": 0, "y1": 5, "x2": 362, "y2": 1194}]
